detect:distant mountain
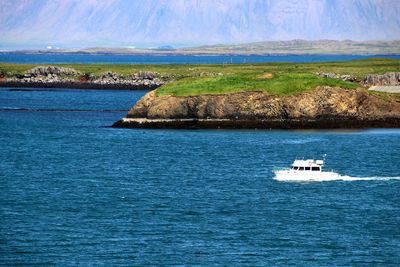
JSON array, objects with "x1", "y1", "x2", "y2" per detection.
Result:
[{"x1": 1, "y1": 0, "x2": 400, "y2": 49}]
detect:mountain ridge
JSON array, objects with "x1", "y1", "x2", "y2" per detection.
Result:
[{"x1": 1, "y1": 0, "x2": 400, "y2": 49}]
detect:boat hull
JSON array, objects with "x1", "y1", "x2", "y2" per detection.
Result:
[{"x1": 273, "y1": 170, "x2": 341, "y2": 182}]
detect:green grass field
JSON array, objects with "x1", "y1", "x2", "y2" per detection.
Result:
[{"x1": 1, "y1": 58, "x2": 399, "y2": 96}]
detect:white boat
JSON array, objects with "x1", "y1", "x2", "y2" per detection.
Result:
[{"x1": 273, "y1": 158, "x2": 341, "y2": 182}]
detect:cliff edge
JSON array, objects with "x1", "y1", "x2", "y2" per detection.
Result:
[{"x1": 113, "y1": 87, "x2": 400, "y2": 129}]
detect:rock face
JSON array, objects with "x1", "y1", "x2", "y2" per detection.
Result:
[
  {"x1": 127, "y1": 87, "x2": 399, "y2": 120},
  {"x1": 363, "y1": 72, "x2": 400, "y2": 86},
  {"x1": 114, "y1": 87, "x2": 400, "y2": 129}
]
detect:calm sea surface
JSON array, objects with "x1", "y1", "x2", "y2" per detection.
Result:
[
  {"x1": 1, "y1": 53, "x2": 400, "y2": 64},
  {"x1": 1, "y1": 88, "x2": 400, "y2": 266}
]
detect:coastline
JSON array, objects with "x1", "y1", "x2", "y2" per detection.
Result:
[
  {"x1": 0, "y1": 65, "x2": 165, "y2": 90},
  {"x1": 113, "y1": 86, "x2": 400, "y2": 129},
  {"x1": 112, "y1": 117, "x2": 400, "y2": 129},
  {"x1": 2, "y1": 40, "x2": 400, "y2": 56},
  {"x1": 0, "y1": 81, "x2": 159, "y2": 90},
  {"x1": 1, "y1": 61, "x2": 399, "y2": 130},
  {"x1": 2, "y1": 51, "x2": 400, "y2": 56}
]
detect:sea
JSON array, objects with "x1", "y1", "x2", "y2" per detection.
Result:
[
  {"x1": 1, "y1": 55, "x2": 400, "y2": 266},
  {"x1": 1, "y1": 53, "x2": 400, "y2": 64}
]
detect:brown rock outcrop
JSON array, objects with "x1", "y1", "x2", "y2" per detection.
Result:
[
  {"x1": 113, "y1": 86, "x2": 400, "y2": 129},
  {"x1": 126, "y1": 87, "x2": 400, "y2": 121}
]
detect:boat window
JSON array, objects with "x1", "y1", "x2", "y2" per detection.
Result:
[
  {"x1": 299, "y1": 167, "x2": 304, "y2": 171},
  {"x1": 305, "y1": 167, "x2": 311, "y2": 171},
  {"x1": 312, "y1": 167, "x2": 320, "y2": 171},
  {"x1": 294, "y1": 167, "x2": 298, "y2": 170}
]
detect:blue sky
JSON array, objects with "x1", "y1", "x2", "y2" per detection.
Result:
[{"x1": 1, "y1": 0, "x2": 399, "y2": 49}]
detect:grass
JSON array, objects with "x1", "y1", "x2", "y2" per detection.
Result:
[
  {"x1": 156, "y1": 58, "x2": 399, "y2": 96},
  {"x1": 157, "y1": 72, "x2": 358, "y2": 96},
  {"x1": 0, "y1": 58, "x2": 399, "y2": 96}
]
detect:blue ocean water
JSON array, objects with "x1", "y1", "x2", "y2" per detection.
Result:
[
  {"x1": 1, "y1": 88, "x2": 400, "y2": 266},
  {"x1": 0, "y1": 53, "x2": 400, "y2": 64}
]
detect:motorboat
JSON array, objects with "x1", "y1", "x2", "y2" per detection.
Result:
[{"x1": 273, "y1": 158, "x2": 341, "y2": 182}]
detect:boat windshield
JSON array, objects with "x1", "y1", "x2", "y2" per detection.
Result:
[{"x1": 291, "y1": 166, "x2": 321, "y2": 171}]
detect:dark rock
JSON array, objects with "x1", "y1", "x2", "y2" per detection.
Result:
[
  {"x1": 100, "y1": 71, "x2": 120, "y2": 80},
  {"x1": 113, "y1": 117, "x2": 400, "y2": 129},
  {"x1": 132, "y1": 71, "x2": 158, "y2": 80}
]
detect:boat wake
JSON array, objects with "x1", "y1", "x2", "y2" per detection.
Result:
[
  {"x1": 337, "y1": 175, "x2": 400, "y2": 181},
  {"x1": 274, "y1": 175, "x2": 400, "y2": 182}
]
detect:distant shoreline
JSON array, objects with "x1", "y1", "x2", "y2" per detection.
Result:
[
  {"x1": 2, "y1": 52, "x2": 400, "y2": 57},
  {"x1": 2, "y1": 40, "x2": 400, "y2": 56},
  {"x1": 1, "y1": 53, "x2": 399, "y2": 67}
]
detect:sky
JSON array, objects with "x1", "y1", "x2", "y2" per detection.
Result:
[{"x1": 1, "y1": 0, "x2": 400, "y2": 49}]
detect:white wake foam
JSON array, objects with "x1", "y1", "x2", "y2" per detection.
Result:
[{"x1": 337, "y1": 176, "x2": 400, "y2": 181}]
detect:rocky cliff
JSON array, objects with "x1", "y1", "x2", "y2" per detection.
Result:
[{"x1": 114, "y1": 87, "x2": 400, "y2": 129}]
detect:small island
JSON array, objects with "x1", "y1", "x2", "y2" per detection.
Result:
[{"x1": 112, "y1": 58, "x2": 400, "y2": 129}]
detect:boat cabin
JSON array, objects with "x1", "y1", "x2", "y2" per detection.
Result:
[{"x1": 290, "y1": 159, "x2": 324, "y2": 172}]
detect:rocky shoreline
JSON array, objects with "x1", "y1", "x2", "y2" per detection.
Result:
[
  {"x1": 0, "y1": 80, "x2": 160, "y2": 90},
  {"x1": 113, "y1": 117, "x2": 400, "y2": 129},
  {"x1": 0, "y1": 66, "x2": 166, "y2": 90},
  {"x1": 113, "y1": 86, "x2": 400, "y2": 129},
  {"x1": 3, "y1": 65, "x2": 400, "y2": 129}
]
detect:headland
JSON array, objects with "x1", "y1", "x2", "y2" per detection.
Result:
[
  {"x1": 111, "y1": 58, "x2": 400, "y2": 129},
  {"x1": 1, "y1": 58, "x2": 399, "y2": 129}
]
